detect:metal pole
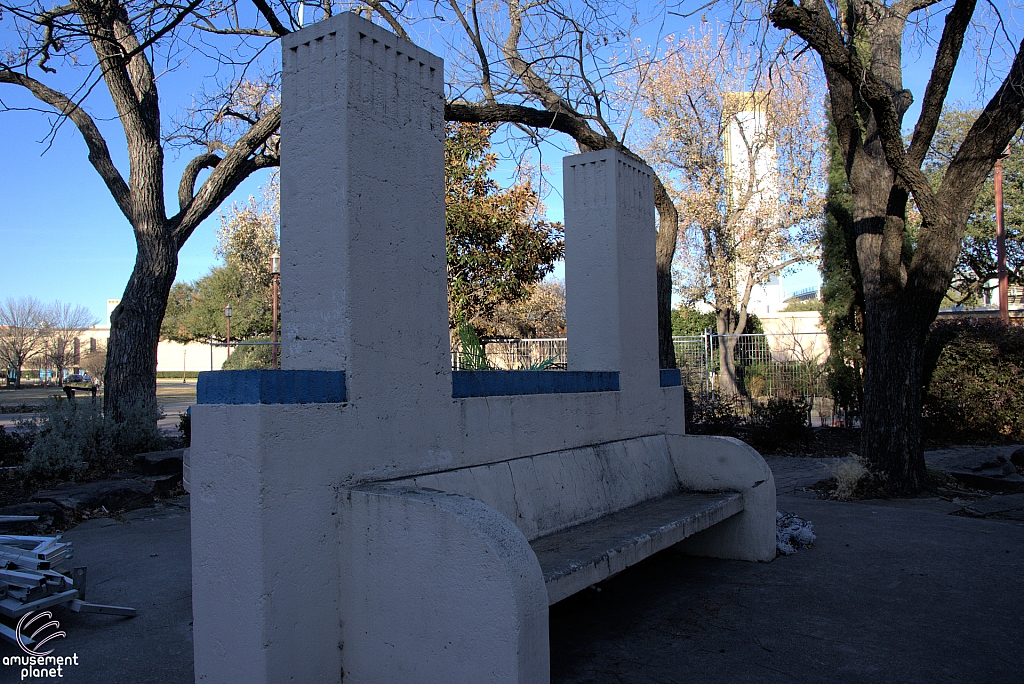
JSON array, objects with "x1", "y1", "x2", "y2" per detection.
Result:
[
  {"x1": 271, "y1": 252, "x2": 281, "y2": 370},
  {"x1": 995, "y1": 146, "x2": 1010, "y2": 324},
  {"x1": 272, "y1": 274, "x2": 279, "y2": 370},
  {"x1": 183, "y1": 347, "x2": 187, "y2": 383},
  {"x1": 225, "y1": 304, "x2": 233, "y2": 358}
]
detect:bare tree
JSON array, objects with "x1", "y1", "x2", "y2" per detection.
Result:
[
  {"x1": 629, "y1": 26, "x2": 825, "y2": 394},
  {"x1": 0, "y1": 297, "x2": 46, "y2": 387},
  {"x1": 1, "y1": 0, "x2": 281, "y2": 419},
  {"x1": 749, "y1": 0, "x2": 1024, "y2": 492},
  {"x1": 79, "y1": 339, "x2": 107, "y2": 382},
  {"x1": 43, "y1": 302, "x2": 98, "y2": 384}
]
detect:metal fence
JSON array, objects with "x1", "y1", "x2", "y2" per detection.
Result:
[
  {"x1": 452, "y1": 338, "x2": 568, "y2": 370},
  {"x1": 673, "y1": 331, "x2": 829, "y2": 400}
]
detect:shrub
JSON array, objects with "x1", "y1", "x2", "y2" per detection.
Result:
[
  {"x1": 20, "y1": 399, "x2": 166, "y2": 481},
  {"x1": 923, "y1": 320, "x2": 1024, "y2": 440},
  {"x1": 684, "y1": 391, "x2": 741, "y2": 435},
  {"x1": 749, "y1": 397, "x2": 810, "y2": 451},
  {"x1": 0, "y1": 425, "x2": 28, "y2": 468},
  {"x1": 826, "y1": 456, "x2": 869, "y2": 501},
  {"x1": 221, "y1": 341, "x2": 274, "y2": 370},
  {"x1": 178, "y1": 410, "x2": 191, "y2": 447}
]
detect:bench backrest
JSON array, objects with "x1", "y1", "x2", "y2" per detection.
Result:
[{"x1": 394, "y1": 435, "x2": 679, "y2": 541}]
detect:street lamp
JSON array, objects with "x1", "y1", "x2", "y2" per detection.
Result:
[
  {"x1": 271, "y1": 253, "x2": 281, "y2": 370},
  {"x1": 224, "y1": 304, "x2": 233, "y2": 358},
  {"x1": 995, "y1": 145, "x2": 1011, "y2": 324}
]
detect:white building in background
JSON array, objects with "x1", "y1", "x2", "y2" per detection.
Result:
[
  {"x1": 722, "y1": 92, "x2": 800, "y2": 317},
  {"x1": 82, "y1": 299, "x2": 228, "y2": 375}
]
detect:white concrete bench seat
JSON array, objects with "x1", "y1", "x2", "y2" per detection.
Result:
[
  {"x1": 341, "y1": 432, "x2": 772, "y2": 604},
  {"x1": 532, "y1": 489, "x2": 743, "y2": 604}
]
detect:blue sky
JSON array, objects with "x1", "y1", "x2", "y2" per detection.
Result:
[{"x1": 0, "y1": 2, "x2": 1018, "y2": 323}]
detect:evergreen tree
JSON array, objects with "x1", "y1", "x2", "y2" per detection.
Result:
[{"x1": 820, "y1": 118, "x2": 864, "y2": 416}]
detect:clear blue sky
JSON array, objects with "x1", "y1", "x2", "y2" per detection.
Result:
[{"x1": 0, "y1": 3, "x2": 1016, "y2": 323}]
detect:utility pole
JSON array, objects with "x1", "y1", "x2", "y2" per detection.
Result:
[{"x1": 996, "y1": 145, "x2": 1011, "y2": 324}]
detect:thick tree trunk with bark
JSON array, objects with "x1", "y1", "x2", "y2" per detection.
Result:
[
  {"x1": 769, "y1": 0, "x2": 1024, "y2": 493},
  {"x1": 104, "y1": 233, "x2": 178, "y2": 420},
  {"x1": 859, "y1": 298, "x2": 930, "y2": 492}
]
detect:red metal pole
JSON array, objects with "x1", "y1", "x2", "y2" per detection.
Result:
[
  {"x1": 995, "y1": 147, "x2": 1009, "y2": 323},
  {"x1": 272, "y1": 275, "x2": 279, "y2": 369}
]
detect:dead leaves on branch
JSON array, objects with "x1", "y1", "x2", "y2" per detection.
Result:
[{"x1": 625, "y1": 24, "x2": 826, "y2": 312}]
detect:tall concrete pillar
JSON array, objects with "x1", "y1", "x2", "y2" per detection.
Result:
[
  {"x1": 191, "y1": 14, "x2": 449, "y2": 684},
  {"x1": 563, "y1": 149, "x2": 659, "y2": 396},
  {"x1": 280, "y1": 11, "x2": 450, "y2": 407}
]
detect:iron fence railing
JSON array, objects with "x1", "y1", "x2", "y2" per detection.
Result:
[{"x1": 452, "y1": 338, "x2": 568, "y2": 371}]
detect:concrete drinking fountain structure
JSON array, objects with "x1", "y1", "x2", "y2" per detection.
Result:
[{"x1": 188, "y1": 12, "x2": 775, "y2": 683}]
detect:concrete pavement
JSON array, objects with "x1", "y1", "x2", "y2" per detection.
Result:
[{"x1": 2, "y1": 454, "x2": 1022, "y2": 683}]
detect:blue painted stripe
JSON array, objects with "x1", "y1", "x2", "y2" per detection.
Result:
[
  {"x1": 452, "y1": 371, "x2": 619, "y2": 398},
  {"x1": 659, "y1": 368, "x2": 682, "y2": 387},
  {"x1": 197, "y1": 370, "x2": 346, "y2": 404}
]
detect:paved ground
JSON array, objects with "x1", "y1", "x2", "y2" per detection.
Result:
[{"x1": 1, "y1": 451, "x2": 1022, "y2": 683}]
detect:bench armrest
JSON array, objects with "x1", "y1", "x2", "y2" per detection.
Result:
[
  {"x1": 665, "y1": 434, "x2": 777, "y2": 562},
  {"x1": 339, "y1": 483, "x2": 550, "y2": 684}
]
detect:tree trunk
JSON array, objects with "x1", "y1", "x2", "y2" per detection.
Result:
[
  {"x1": 717, "y1": 334, "x2": 740, "y2": 395},
  {"x1": 104, "y1": 232, "x2": 178, "y2": 421},
  {"x1": 859, "y1": 298, "x2": 929, "y2": 493},
  {"x1": 654, "y1": 180, "x2": 678, "y2": 370},
  {"x1": 716, "y1": 309, "x2": 741, "y2": 395}
]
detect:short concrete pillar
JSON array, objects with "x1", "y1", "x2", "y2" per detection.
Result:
[
  {"x1": 280, "y1": 11, "x2": 450, "y2": 408},
  {"x1": 564, "y1": 149, "x2": 659, "y2": 395}
]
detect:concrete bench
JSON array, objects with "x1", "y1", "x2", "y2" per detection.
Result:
[
  {"x1": 190, "y1": 14, "x2": 777, "y2": 684},
  {"x1": 338, "y1": 434, "x2": 773, "y2": 681}
]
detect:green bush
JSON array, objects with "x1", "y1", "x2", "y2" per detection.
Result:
[
  {"x1": 221, "y1": 341, "x2": 274, "y2": 370},
  {"x1": 20, "y1": 399, "x2": 166, "y2": 481},
  {"x1": 749, "y1": 397, "x2": 810, "y2": 451},
  {"x1": 923, "y1": 320, "x2": 1024, "y2": 440},
  {"x1": 178, "y1": 410, "x2": 191, "y2": 447}
]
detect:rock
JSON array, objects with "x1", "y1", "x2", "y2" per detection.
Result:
[
  {"x1": 139, "y1": 472, "x2": 183, "y2": 496},
  {"x1": 1010, "y1": 448, "x2": 1024, "y2": 475},
  {"x1": 949, "y1": 470, "x2": 1024, "y2": 494},
  {"x1": 964, "y1": 493, "x2": 1024, "y2": 517},
  {"x1": 0, "y1": 502, "x2": 65, "y2": 533},
  {"x1": 32, "y1": 479, "x2": 154, "y2": 513},
  {"x1": 133, "y1": 448, "x2": 185, "y2": 476}
]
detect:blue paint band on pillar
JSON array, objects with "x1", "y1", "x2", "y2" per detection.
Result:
[
  {"x1": 451, "y1": 371, "x2": 619, "y2": 398},
  {"x1": 197, "y1": 370, "x2": 347, "y2": 404},
  {"x1": 659, "y1": 369, "x2": 682, "y2": 387}
]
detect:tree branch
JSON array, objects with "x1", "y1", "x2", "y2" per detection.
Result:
[
  {"x1": 364, "y1": 0, "x2": 410, "y2": 41},
  {"x1": 906, "y1": 0, "x2": 978, "y2": 168},
  {"x1": 251, "y1": 0, "x2": 291, "y2": 37},
  {"x1": 178, "y1": 152, "x2": 222, "y2": 210},
  {"x1": 445, "y1": 101, "x2": 608, "y2": 150},
  {"x1": 172, "y1": 104, "x2": 281, "y2": 246},
  {"x1": 0, "y1": 70, "x2": 131, "y2": 221}
]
